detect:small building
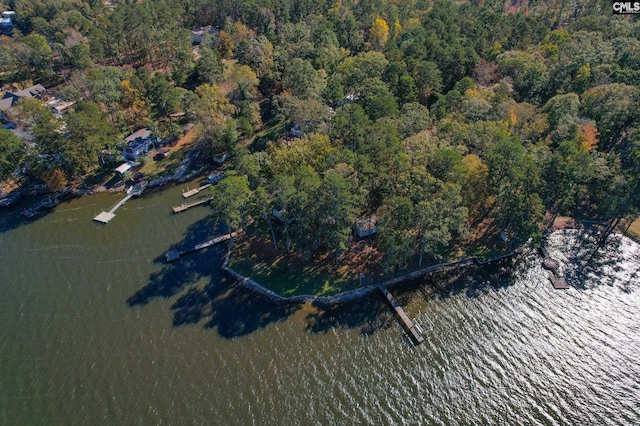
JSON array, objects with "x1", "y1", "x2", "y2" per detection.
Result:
[
  {"x1": 206, "y1": 170, "x2": 225, "y2": 184},
  {"x1": 355, "y1": 215, "x2": 377, "y2": 238},
  {"x1": 122, "y1": 128, "x2": 157, "y2": 161},
  {"x1": 115, "y1": 161, "x2": 135, "y2": 176},
  {"x1": 290, "y1": 123, "x2": 305, "y2": 138},
  {"x1": 190, "y1": 26, "x2": 218, "y2": 44}
]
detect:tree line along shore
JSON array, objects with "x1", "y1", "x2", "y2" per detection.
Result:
[{"x1": 0, "y1": 0, "x2": 639, "y2": 294}]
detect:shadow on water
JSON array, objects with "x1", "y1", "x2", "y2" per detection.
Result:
[
  {"x1": 129, "y1": 215, "x2": 401, "y2": 338},
  {"x1": 0, "y1": 194, "x2": 61, "y2": 233},
  {"x1": 127, "y1": 216, "x2": 218, "y2": 306},
  {"x1": 559, "y1": 229, "x2": 636, "y2": 291},
  {"x1": 416, "y1": 259, "x2": 518, "y2": 300},
  {"x1": 304, "y1": 294, "x2": 394, "y2": 336}
]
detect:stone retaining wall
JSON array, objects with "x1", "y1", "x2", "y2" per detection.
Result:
[{"x1": 221, "y1": 246, "x2": 521, "y2": 307}]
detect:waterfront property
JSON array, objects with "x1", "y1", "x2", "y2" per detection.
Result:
[{"x1": 122, "y1": 129, "x2": 157, "y2": 161}]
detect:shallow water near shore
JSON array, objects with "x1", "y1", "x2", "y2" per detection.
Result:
[{"x1": 1, "y1": 186, "x2": 639, "y2": 425}]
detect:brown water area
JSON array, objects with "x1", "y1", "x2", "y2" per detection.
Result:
[{"x1": 1, "y1": 182, "x2": 639, "y2": 425}]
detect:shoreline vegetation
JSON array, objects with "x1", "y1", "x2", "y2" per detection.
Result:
[
  {"x1": 1, "y1": 0, "x2": 639, "y2": 303},
  {"x1": 220, "y1": 213, "x2": 640, "y2": 300}
]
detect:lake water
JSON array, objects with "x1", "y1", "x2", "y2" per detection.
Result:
[{"x1": 1, "y1": 184, "x2": 639, "y2": 425}]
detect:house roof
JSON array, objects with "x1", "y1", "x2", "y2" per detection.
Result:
[
  {"x1": 125, "y1": 128, "x2": 152, "y2": 142},
  {"x1": 115, "y1": 161, "x2": 134, "y2": 174},
  {"x1": 0, "y1": 96, "x2": 14, "y2": 112},
  {"x1": 13, "y1": 84, "x2": 46, "y2": 98},
  {"x1": 356, "y1": 215, "x2": 377, "y2": 231}
]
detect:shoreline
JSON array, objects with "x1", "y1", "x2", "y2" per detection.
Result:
[{"x1": 220, "y1": 243, "x2": 528, "y2": 308}]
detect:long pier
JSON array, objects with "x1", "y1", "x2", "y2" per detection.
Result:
[
  {"x1": 378, "y1": 284, "x2": 424, "y2": 344},
  {"x1": 172, "y1": 195, "x2": 214, "y2": 213},
  {"x1": 165, "y1": 232, "x2": 237, "y2": 262},
  {"x1": 94, "y1": 182, "x2": 146, "y2": 224},
  {"x1": 182, "y1": 183, "x2": 211, "y2": 199}
]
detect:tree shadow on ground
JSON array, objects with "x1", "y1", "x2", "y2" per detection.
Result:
[{"x1": 304, "y1": 293, "x2": 394, "y2": 336}]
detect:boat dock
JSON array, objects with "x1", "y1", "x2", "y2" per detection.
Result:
[
  {"x1": 378, "y1": 284, "x2": 424, "y2": 345},
  {"x1": 172, "y1": 195, "x2": 214, "y2": 213},
  {"x1": 165, "y1": 232, "x2": 237, "y2": 262},
  {"x1": 182, "y1": 183, "x2": 211, "y2": 199},
  {"x1": 21, "y1": 189, "x2": 71, "y2": 218},
  {"x1": 94, "y1": 182, "x2": 146, "y2": 224}
]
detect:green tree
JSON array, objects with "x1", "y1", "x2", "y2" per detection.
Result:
[
  {"x1": 485, "y1": 135, "x2": 543, "y2": 242},
  {"x1": 194, "y1": 45, "x2": 223, "y2": 85},
  {"x1": 377, "y1": 196, "x2": 415, "y2": 273},
  {"x1": 209, "y1": 174, "x2": 252, "y2": 244},
  {"x1": 63, "y1": 101, "x2": 119, "y2": 177},
  {"x1": 415, "y1": 183, "x2": 468, "y2": 266},
  {"x1": 0, "y1": 130, "x2": 26, "y2": 181}
]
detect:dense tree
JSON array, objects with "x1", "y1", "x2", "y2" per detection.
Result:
[
  {"x1": 0, "y1": 130, "x2": 26, "y2": 181},
  {"x1": 209, "y1": 174, "x2": 252, "y2": 244}
]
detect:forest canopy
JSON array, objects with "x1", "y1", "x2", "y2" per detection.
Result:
[{"x1": 1, "y1": 0, "x2": 639, "y2": 271}]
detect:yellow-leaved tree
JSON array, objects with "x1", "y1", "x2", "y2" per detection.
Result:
[{"x1": 369, "y1": 18, "x2": 389, "y2": 51}]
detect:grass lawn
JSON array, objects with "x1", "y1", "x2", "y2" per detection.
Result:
[
  {"x1": 626, "y1": 218, "x2": 640, "y2": 240},
  {"x1": 138, "y1": 124, "x2": 203, "y2": 180},
  {"x1": 229, "y1": 234, "x2": 362, "y2": 297},
  {"x1": 227, "y1": 219, "x2": 510, "y2": 298}
]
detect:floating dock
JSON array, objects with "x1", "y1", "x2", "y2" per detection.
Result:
[
  {"x1": 94, "y1": 182, "x2": 146, "y2": 224},
  {"x1": 165, "y1": 232, "x2": 237, "y2": 262},
  {"x1": 182, "y1": 184, "x2": 211, "y2": 199},
  {"x1": 378, "y1": 284, "x2": 424, "y2": 345},
  {"x1": 172, "y1": 195, "x2": 214, "y2": 213}
]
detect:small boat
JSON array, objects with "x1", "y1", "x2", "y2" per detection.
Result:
[{"x1": 21, "y1": 208, "x2": 38, "y2": 218}]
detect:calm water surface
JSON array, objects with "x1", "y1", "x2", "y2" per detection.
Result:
[{"x1": 1, "y1": 185, "x2": 639, "y2": 425}]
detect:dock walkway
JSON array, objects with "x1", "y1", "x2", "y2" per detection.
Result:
[
  {"x1": 378, "y1": 284, "x2": 424, "y2": 344},
  {"x1": 172, "y1": 195, "x2": 214, "y2": 213},
  {"x1": 94, "y1": 182, "x2": 146, "y2": 224},
  {"x1": 165, "y1": 232, "x2": 237, "y2": 262},
  {"x1": 182, "y1": 184, "x2": 211, "y2": 199}
]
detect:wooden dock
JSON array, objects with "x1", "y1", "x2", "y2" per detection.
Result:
[
  {"x1": 378, "y1": 284, "x2": 424, "y2": 345},
  {"x1": 165, "y1": 232, "x2": 237, "y2": 262},
  {"x1": 94, "y1": 182, "x2": 146, "y2": 224},
  {"x1": 172, "y1": 195, "x2": 214, "y2": 213},
  {"x1": 21, "y1": 189, "x2": 71, "y2": 218},
  {"x1": 182, "y1": 183, "x2": 211, "y2": 199}
]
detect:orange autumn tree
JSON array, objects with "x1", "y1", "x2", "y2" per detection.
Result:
[{"x1": 577, "y1": 123, "x2": 599, "y2": 152}]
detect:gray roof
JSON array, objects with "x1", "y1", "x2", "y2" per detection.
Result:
[
  {"x1": 0, "y1": 96, "x2": 14, "y2": 111},
  {"x1": 13, "y1": 84, "x2": 46, "y2": 98}
]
